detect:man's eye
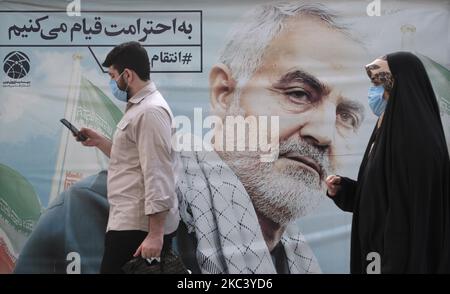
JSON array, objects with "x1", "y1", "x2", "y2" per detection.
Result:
[
  {"x1": 337, "y1": 112, "x2": 358, "y2": 129},
  {"x1": 285, "y1": 89, "x2": 311, "y2": 104}
]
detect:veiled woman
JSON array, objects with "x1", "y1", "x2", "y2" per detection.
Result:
[{"x1": 326, "y1": 52, "x2": 450, "y2": 274}]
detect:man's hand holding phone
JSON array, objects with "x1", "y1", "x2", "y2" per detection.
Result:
[
  {"x1": 60, "y1": 118, "x2": 113, "y2": 158},
  {"x1": 75, "y1": 128, "x2": 103, "y2": 147},
  {"x1": 75, "y1": 127, "x2": 112, "y2": 158}
]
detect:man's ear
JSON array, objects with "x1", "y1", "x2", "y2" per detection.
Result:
[
  {"x1": 209, "y1": 63, "x2": 236, "y2": 117},
  {"x1": 123, "y1": 68, "x2": 133, "y2": 84}
]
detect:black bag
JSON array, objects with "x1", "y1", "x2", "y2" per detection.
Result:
[{"x1": 122, "y1": 249, "x2": 189, "y2": 274}]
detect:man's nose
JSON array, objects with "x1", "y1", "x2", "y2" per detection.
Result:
[{"x1": 299, "y1": 101, "x2": 336, "y2": 148}]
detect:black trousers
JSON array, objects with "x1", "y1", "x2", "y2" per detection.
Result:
[{"x1": 100, "y1": 230, "x2": 175, "y2": 274}]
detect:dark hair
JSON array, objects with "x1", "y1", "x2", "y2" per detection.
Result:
[{"x1": 102, "y1": 41, "x2": 150, "y2": 81}]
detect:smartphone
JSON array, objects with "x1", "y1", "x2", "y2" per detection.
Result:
[{"x1": 60, "y1": 118, "x2": 87, "y2": 141}]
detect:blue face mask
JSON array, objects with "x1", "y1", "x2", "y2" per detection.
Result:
[
  {"x1": 368, "y1": 85, "x2": 387, "y2": 117},
  {"x1": 109, "y1": 71, "x2": 129, "y2": 102}
]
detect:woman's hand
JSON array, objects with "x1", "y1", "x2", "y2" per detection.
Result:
[{"x1": 325, "y1": 175, "x2": 342, "y2": 197}]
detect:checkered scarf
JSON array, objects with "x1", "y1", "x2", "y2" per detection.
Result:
[{"x1": 176, "y1": 150, "x2": 321, "y2": 274}]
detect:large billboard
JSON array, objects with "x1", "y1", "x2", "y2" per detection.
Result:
[{"x1": 0, "y1": 0, "x2": 449, "y2": 274}]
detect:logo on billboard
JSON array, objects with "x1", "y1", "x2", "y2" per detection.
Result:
[
  {"x1": 3, "y1": 51, "x2": 30, "y2": 79},
  {"x1": 2, "y1": 51, "x2": 31, "y2": 88}
]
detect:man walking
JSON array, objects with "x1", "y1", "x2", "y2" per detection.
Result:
[{"x1": 77, "y1": 41, "x2": 179, "y2": 273}]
